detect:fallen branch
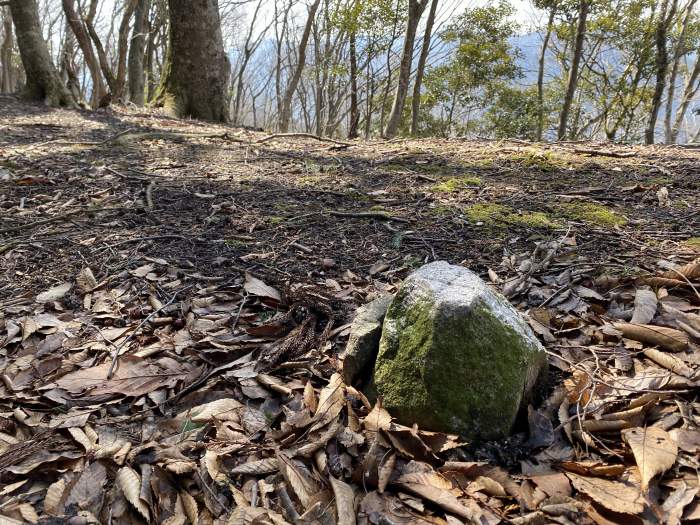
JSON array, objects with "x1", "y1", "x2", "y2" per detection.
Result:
[
  {"x1": 145, "y1": 181, "x2": 155, "y2": 210},
  {"x1": 329, "y1": 210, "x2": 409, "y2": 223},
  {"x1": 29, "y1": 129, "x2": 244, "y2": 149},
  {"x1": 29, "y1": 128, "x2": 137, "y2": 148},
  {"x1": 571, "y1": 147, "x2": 636, "y2": 158},
  {"x1": 255, "y1": 132, "x2": 353, "y2": 147},
  {"x1": 0, "y1": 206, "x2": 124, "y2": 235}
]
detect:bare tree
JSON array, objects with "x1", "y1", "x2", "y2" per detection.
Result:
[
  {"x1": 410, "y1": 0, "x2": 438, "y2": 136},
  {"x1": 62, "y1": 0, "x2": 107, "y2": 107},
  {"x1": 383, "y1": 0, "x2": 429, "y2": 138},
  {"x1": 645, "y1": 0, "x2": 678, "y2": 144},
  {"x1": 9, "y1": 0, "x2": 75, "y2": 106},
  {"x1": 536, "y1": 2, "x2": 556, "y2": 141},
  {"x1": 128, "y1": 0, "x2": 150, "y2": 105},
  {"x1": 664, "y1": 0, "x2": 697, "y2": 142},
  {"x1": 232, "y1": 0, "x2": 270, "y2": 125},
  {"x1": 557, "y1": 0, "x2": 589, "y2": 140},
  {"x1": 278, "y1": 0, "x2": 321, "y2": 132},
  {"x1": 1, "y1": 6, "x2": 15, "y2": 93}
]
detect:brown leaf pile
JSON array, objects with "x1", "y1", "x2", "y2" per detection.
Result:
[{"x1": 1, "y1": 249, "x2": 699, "y2": 524}]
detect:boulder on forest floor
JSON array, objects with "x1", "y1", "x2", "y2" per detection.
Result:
[
  {"x1": 373, "y1": 261, "x2": 547, "y2": 440},
  {"x1": 340, "y1": 295, "x2": 393, "y2": 385}
]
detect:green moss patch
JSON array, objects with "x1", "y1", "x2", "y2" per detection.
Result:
[
  {"x1": 431, "y1": 176, "x2": 482, "y2": 193},
  {"x1": 506, "y1": 150, "x2": 568, "y2": 172},
  {"x1": 557, "y1": 202, "x2": 627, "y2": 228},
  {"x1": 465, "y1": 203, "x2": 557, "y2": 229},
  {"x1": 685, "y1": 237, "x2": 700, "y2": 250}
]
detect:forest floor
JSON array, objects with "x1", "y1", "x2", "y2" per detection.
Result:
[{"x1": 1, "y1": 94, "x2": 700, "y2": 524}]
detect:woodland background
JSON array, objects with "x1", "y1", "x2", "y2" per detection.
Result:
[{"x1": 2, "y1": 0, "x2": 700, "y2": 143}]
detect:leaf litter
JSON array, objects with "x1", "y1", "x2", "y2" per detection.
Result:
[
  {"x1": 2, "y1": 99, "x2": 700, "y2": 524},
  {"x1": 1, "y1": 238, "x2": 699, "y2": 524}
]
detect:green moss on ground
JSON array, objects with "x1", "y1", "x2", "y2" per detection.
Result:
[
  {"x1": 685, "y1": 237, "x2": 700, "y2": 249},
  {"x1": 507, "y1": 150, "x2": 568, "y2": 172},
  {"x1": 557, "y1": 202, "x2": 627, "y2": 227},
  {"x1": 465, "y1": 203, "x2": 557, "y2": 229},
  {"x1": 431, "y1": 176, "x2": 482, "y2": 193}
]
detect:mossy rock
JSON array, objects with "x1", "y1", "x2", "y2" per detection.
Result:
[{"x1": 373, "y1": 261, "x2": 547, "y2": 440}]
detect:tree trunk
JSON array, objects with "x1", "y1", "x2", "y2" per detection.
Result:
[
  {"x1": 278, "y1": 0, "x2": 321, "y2": 132},
  {"x1": 671, "y1": 55, "x2": 700, "y2": 142},
  {"x1": 112, "y1": 0, "x2": 138, "y2": 101},
  {"x1": 645, "y1": 0, "x2": 676, "y2": 144},
  {"x1": 557, "y1": 0, "x2": 589, "y2": 140},
  {"x1": 84, "y1": 0, "x2": 116, "y2": 97},
  {"x1": 59, "y1": 17, "x2": 82, "y2": 102},
  {"x1": 409, "y1": 0, "x2": 438, "y2": 136},
  {"x1": 62, "y1": 0, "x2": 106, "y2": 108},
  {"x1": 537, "y1": 7, "x2": 555, "y2": 141},
  {"x1": 9, "y1": 0, "x2": 75, "y2": 107},
  {"x1": 1, "y1": 7, "x2": 15, "y2": 93},
  {"x1": 384, "y1": 0, "x2": 428, "y2": 139},
  {"x1": 128, "y1": 0, "x2": 149, "y2": 105},
  {"x1": 664, "y1": 0, "x2": 696, "y2": 143},
  {"x1": 158, "y1": 0, "x2": 230, "y2": 121},
  {"x1": 348, "y1": 28, "x2": 359, "y2": 138}
]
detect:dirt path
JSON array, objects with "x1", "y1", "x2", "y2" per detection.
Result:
[{"x1": 2, "y1": 95, "x2": 698, "y2": 301}]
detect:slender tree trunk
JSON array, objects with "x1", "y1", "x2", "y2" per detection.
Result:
[
  {"x1": 60, "y1": 18, "x2": 82, "y2": 102},
  {"x1": 1, "y1": 7, "x2": 14, "y2": 93},
  {"x1": 671, "y1": 55, "x2": 700, "y2": 142},
  {"x1": 157, "y1": 0, "x2": 230, "y2": 121},
  {"x1": 128, "y1": 0, "x2": 149, "y2": 105},
  {"x1": 557, "y1": 0, "x2": 589, "y2": 140},
  {"x1": 62, "y1": 0, "x2": 106, "y2": 107},
  {"x1": 646, "y1": 0, "x2": 677, "y2": 144},
  {"x1": 278, "y1": 0, "x2": 321, "y2": 132},
  {"x1": 410, "y1": 0, "x2": 438, "y2": 136},
  {"x1": 384, "y1": 0, "x2": 429, "y2": 138},
  {"x1": 84, "y1": 0, "x2": 116, "y2": 96},
  {"x1": 9, "y1": 0, "x2": 75, "y2": 107},
  {"x1": 365, "y1": 59, "x2": 375, "y2": 139},
  {"x1": 348, "y1": 29, "x2": 359, "y2": 138},
  {"x1": 537, "y1": 7, "x2": 555, "y2": 141},
  {"x1": 664, "y1": 0, "x2": 696, "y2": 143},
  {"x1": 112, "y1": 0, "x2": 138, "y2": 100}
]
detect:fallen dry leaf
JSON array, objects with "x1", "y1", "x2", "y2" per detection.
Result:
[
  {"x1": 566, "y1": 473, "x2": 644, "y2": 514},
  {"x1": 612, "y1": 322, "x2": 688, "y2": 352},
  {"x1": 622, "y1": 427, "x2": 678, "y2": 491}
]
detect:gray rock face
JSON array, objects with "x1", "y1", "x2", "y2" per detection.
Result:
[
  {"x1": 373, "y1": 261, "x2": 547, "y2": 440},
  {"x1": 341, "y1": 296, "x2": 393, "y2": 385}
]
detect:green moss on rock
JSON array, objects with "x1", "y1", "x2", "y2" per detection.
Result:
[{"x1": 373, "y1": 262, "x2": 547, "y2": 439}]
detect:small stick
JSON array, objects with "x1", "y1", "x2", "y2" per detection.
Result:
[
  {"x1": 0, "y1": 206, "x2": 124, "y2": 235},
  {"x1": 145, "y1": 181, "x2": 155, "y2": 210},
  {"x1": 106, "y1": 286, "x2": 191, "y2": 379},
  {"x1": 255, "y1": 132, "x2": 352, "y2": 147},
  {"x1": 329, "y1": 210, "x2": 409, "y2": 223}
]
